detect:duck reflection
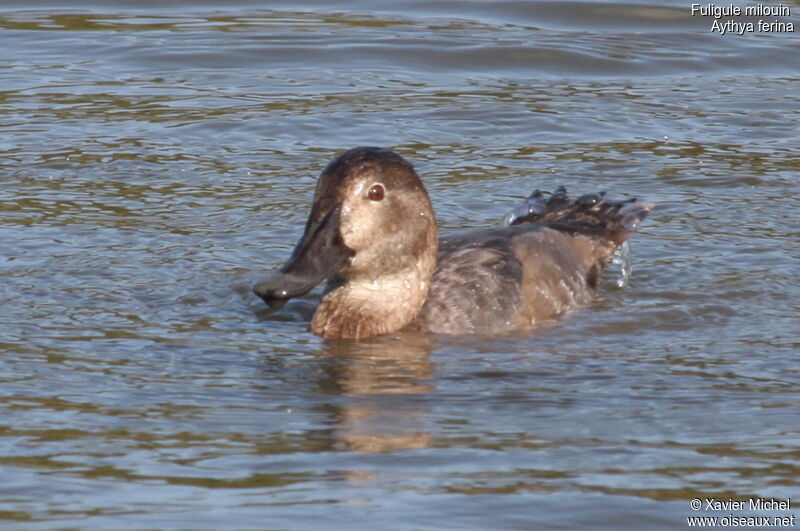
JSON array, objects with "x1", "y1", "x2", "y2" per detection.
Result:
[{"x1": 315, "y1": 332, "x2": 435, "y2": 453}]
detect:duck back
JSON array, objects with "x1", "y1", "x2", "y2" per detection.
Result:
[{"x1": 415, "y1": 187, "x2": 652, "y2": 335}]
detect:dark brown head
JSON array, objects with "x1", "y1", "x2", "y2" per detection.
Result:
[{"x1": 254, "y1": 147, "x2": 438, "y2": 309}]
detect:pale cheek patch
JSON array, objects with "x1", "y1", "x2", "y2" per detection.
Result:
[
  {"x1": 339, "y1": 193, "x2": 375, "y2": 252},
  {"x1": 341, "y1": 181, "x2": 366, "y2": 217},
  {"x1": 351, "y1": 181, "x2": 366, "y2": 199}
]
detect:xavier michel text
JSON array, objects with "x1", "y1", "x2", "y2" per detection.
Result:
[
  {"x1": 691, "y1": 3, "x2": 795, "y2": 35},
  {"x1": 692, "y1": 497, "x2": 792, "y2": 512}
]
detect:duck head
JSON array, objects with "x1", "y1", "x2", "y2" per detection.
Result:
[{"x1": 255, "y1": 147, "x2": 438, "y2": 339}]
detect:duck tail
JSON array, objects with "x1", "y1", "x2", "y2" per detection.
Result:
[{"x1": 506, "y1": 186, "x2": 654, "y2": 246}]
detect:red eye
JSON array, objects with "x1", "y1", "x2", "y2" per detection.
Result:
[{"x1": 368, "y1": 184, "x2": 385, "y2": 201}]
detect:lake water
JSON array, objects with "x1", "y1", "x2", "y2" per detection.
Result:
[{"x1": 1, "y1": 1, "x2": 799, "y2": 529}]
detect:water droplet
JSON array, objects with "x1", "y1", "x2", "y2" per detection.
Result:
[
  {"x1": 612, "y1": 241, "x2": 633, "y2": 288},
  {"x1": 502, "y1": 191, "x2": 546, "y2": 226}
]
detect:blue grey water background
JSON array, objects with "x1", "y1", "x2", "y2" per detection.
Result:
[{"x1": 1, "y1": 1, "x2": 799, "y2": 529}]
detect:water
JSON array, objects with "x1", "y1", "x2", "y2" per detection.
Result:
[
  {"x1": 1, "y1": 1, "x2": 799, "y2": 529},
  {"x1": 612, "y1": 241, "x2": 632, "y2": 288}
]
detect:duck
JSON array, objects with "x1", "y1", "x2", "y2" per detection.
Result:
[{"x1": 254, "y1": 147, "x2": 653, "y2": 340}]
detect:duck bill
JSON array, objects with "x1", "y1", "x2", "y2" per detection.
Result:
[{"x1": 254, "y1": 204, "x2": 354, "y2": 309}]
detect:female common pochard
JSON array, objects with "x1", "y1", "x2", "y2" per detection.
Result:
[{"x1": 255, "y1": 147, "x2": 653, "y2": 340}]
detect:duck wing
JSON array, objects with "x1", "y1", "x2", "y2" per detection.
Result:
[
  {"x1": 415, "y1": 234, "x2": 525, "y2": 334},
  {"x1": 414, "y1": 188, "x2": 653, "y2": 335}
]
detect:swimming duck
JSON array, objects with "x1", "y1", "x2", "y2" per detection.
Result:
[{"x1": 254, "y1": 147, "x2": 652, "y2": 339}]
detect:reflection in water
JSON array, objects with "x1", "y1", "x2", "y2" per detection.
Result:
[{"x1": 317, "y1": 334, "x2": 435, "y2": 453}]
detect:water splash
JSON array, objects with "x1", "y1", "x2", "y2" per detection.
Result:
[
  {"x1": 502, "y1": 191, "x2": 546, "y2": 226},
  {"x1": 611, "y1": 240, "x2": 632, "y2": 288}
]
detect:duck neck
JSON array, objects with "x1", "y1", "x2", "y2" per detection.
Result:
[{"x1": 311, "y1": 261, "x2": 435, "y2": 340}]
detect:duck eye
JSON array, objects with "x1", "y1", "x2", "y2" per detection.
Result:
[{"x1": 368, "y1": 183, "x2": 385, "y2": 202}]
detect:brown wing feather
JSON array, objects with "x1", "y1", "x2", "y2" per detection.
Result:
[
  {"x1": 413, "y1": 188, "x2": 653, "y2": 335},
  {"x1": 417, "y1": 237, "x2": 523, "y2": 334}
]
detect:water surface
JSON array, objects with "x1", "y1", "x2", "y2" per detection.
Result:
[{"x1": 1, "y1": 1, "x2": 799, "y2": 529}]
